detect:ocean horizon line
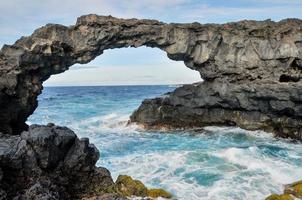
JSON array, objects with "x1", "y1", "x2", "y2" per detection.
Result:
[{"x1": 43, "y1": 83, "x2": 185, "y2": 87}]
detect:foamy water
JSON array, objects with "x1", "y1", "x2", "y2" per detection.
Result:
[{"x1": 28, "y1": 86, "x2": 302, "y2": 200}]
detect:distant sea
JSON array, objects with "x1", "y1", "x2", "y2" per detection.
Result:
[{"x1": 28, "y1": 85, "x2": 302, "y2": 200}]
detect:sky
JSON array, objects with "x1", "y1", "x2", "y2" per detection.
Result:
[{"x1": 1, "y1": 0, "x2": 302, "y2": 86}]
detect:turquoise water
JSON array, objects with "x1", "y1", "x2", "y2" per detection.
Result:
[{"x1": 28, "y1": 86, "x2": 302, "y2": 200}]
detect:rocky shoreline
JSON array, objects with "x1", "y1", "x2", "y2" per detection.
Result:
[
  {"x1": 0, "y1": 14, "x2": 302, "y2": 199},
  {"x1": 0, "y1": 124, "x2": 171, "y2": 200},
  {"x1": 0, "y1": 15, "x2": 302, "y2": 140},
  {"x1": 130, "y1": 80, "x2": 302, "y2": 140},
  {"x1": 1, "y1": 124, "x2": 300, "y2": 200}
]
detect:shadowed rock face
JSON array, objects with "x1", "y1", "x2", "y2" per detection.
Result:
[
  {"x1": 0, "y1": 14, "x2": 302, "y2": 139},
  {"x1": 0, "y1": 124, "x2": 120, "y2": 199},
  {"x1": 131, "y1": 81, "x2": 302, "y2": 140}
]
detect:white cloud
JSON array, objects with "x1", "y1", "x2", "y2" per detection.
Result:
[{"x1": 44, "y1": 62, "x2": 201, "y2": 86}]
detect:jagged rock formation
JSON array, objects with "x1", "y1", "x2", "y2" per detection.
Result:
[
  {"x1": 131, "y1": 80, "x2": 302, "y2": 140},
  {"x1": 0, "y1": 124, "x2": 123, "y2": 200},
  {"x1": 0, "y1": 14, "x2": 302, "y2": 140},
  {"x1": 0, "y1": 13, "x2": 301, "y2": 200},
  {"x1": 0, "y1": 124, "x2": 172, "y2": 200}
]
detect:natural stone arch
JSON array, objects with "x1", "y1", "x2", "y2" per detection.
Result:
[
  {"x1": 0, "y1": 14, "x2": 192, "y2": 134},
  {"x1": 0, "y1": 14, "x2": 302, "y2": 137}
]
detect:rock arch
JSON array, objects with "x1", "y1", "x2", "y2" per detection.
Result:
[{"x1": 0, "y1": 14, "x2": 302, "y2": 139}]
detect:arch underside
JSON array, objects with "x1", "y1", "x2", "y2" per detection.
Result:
[{"x1": 0, "y1": 14, "x2": 302, "y2": 140}]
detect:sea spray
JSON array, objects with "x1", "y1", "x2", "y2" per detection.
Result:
[{"x1": 28, "y1": 86, "x2": 302, "y2": 200}]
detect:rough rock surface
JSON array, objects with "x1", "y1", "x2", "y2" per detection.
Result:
[
  {"x1": 131, "y1": 80, "x2": 302, "y2": 140},
  {"x1": 115, "y1": 175, "x2": 172, "y2": 199},
  {"x1": 0, "y1": 15, "x2": 302, "y2": 135},
  {"x1": 0, "y1": 124, "x2": 121, "y2": 200},
  {"x1": 0, "y1": 124, "x2": 171, "y2": 200},
  {"x1": 265, "y1": 180, "x2": 302, "y2": 200},
  {"x1": 0, "y1": 14, "x2": 302, "y2": 139}
]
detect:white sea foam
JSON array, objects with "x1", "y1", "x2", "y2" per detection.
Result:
[
  {"x1": 68, "y1": 114, "x2": 302, "y2": 200},
  {"x1": 97, "y1": 124, "x2": 301, "y2": 200},
  {"x1": 99, "y1": 145, "x2": 302, "y2": 200},
  {"x1": 101, "y1": 150, "x2": 209, "y2": 199},
  {"x1": 29, "y1": 86, "x2": 302, "y2": 200},
  {"x1": 73, "y1": 113, "x2": 139, "y2": 134},
  {"x1": 203, "y1": 126, "x2": 274, "y2": 139},
  {"x1": 30, "y1": 110, "x2": 302, "y2": 200},
  {"x1": 211, "y1": 146, "x2": 302, "y2": 199}
]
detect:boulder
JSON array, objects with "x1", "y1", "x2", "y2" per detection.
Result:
[{"x1": 0, "y1": 124, "x2": 117, "y2": 200}]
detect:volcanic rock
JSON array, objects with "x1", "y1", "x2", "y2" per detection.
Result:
[
  {"x1": 0, "y1": 124, "x2": 118, "y2": 199},
  {"x1": 0, "y1": 15, "x2": 302, "y2": 140}
]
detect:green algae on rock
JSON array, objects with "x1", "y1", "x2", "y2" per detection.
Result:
[
  {"x1": 115, "y1": 175, "x2": 172, "y2": 199},
  {"x1": 266, "y1": 180, "x2": 302, "y2": 200},
  {"x1": 265, "y1": 194, "x2": 294, "y2": 200},
  {"x1": 148, "y1": 188, "x2": 172, "y2": 199},
  {"x1": 284, "y1": 181, "x2": 302, "y2": 198},
  {"x1": 115, "y1": 175, "x2": 149, "y2": 197}
]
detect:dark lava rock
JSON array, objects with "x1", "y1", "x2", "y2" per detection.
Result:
[
  {"x1": 0, "y1": 15, "x2": 302, "y2": 140},
  {"x1": 0, "y1": 124, "x2": 118, "y2": 200},
  {"x1": 131, "y1": 80, "x2": 302, "y2": 140},
  {"x1": 0, "y1": 13, "x2": 300, "y2": 199}
]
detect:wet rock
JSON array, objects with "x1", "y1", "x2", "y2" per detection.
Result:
[
  {"x1": 148, "y1": 188, "x2": 172, "y2": 199},
  {"x1": 284, "y1": 181, "x2": 302, "y2": 198},
  {"x1": 81, "y1": 194, "x2": 126, "y2": 200},
  {"x1": 265, "y1": 194, "x2": 294, "y2": 200},
  {"x1": 115, "y1": 175, "x2": 149, "y2": 197},
  {"x1": 266, "y1": 180, "x2": 302, "y2": 200},
  {"x1": 115, "y1": 175, "x2": 172, "y2": 199}
]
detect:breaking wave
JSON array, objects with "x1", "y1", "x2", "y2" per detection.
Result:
[{"x1": 28, "y1": 86, "x2": 302, "y2": 200}]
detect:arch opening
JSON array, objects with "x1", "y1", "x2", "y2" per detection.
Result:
[
  {"x1": 44, "y1": 46, "x2": 201, "y2": 87},
  {"x1": 28, "y1": 46, "x2": 201, "y2": 127}
]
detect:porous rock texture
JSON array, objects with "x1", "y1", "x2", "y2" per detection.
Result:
[
  {"x1": 0, "y1": 124, "x2": 124, "y2": 200},
  {"x1": 131, "y1": 80, "x2": 302, "y2": 140},
  {"x1": 0, "y1": 124, "x2": 171, "y2": 199},
  {"x1": 0, "y1": 14, "x2": 302, "y2": 139}
]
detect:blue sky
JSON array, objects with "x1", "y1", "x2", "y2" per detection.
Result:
[{"x1": 1, "y1": 0, "x2": 301, "y2": 86}]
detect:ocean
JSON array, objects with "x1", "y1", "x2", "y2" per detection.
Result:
[{"x1": 28, "y1": 85, "x2": 302, "y2": 200}]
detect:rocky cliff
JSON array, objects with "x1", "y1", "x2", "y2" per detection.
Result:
[
  {"x1": 129, "y1": 16, "x2": 302, "y2": 140},
  {"x1": 131, "y1": 80, "x2": 302, "y2": 140},
  {"x1": 0, "y1": 14, "x2": 302, "y2": 140},
  {"x1": 0, "y1": 13, "x2": 302, "y2": 200}
]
